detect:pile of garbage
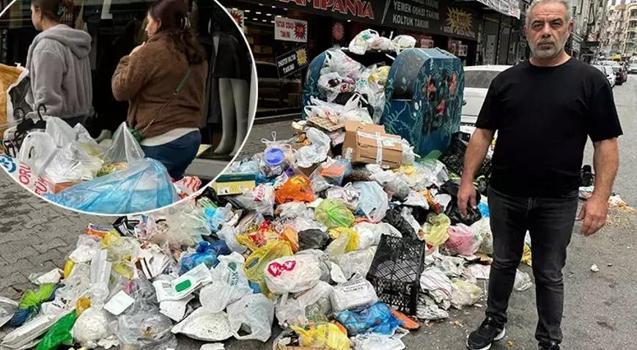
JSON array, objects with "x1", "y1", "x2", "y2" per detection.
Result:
[
  {"x1": 0, "y1": 31, "x2": 541, "y2": 349},
  {"x1": 0, "y1": 118, "x2": 201, "y2": 214},
  {"x1": 304, "y1": 31, "x2": 416, "y2": 126},
  {"x1": 0, "y1": 117, "x2": 532, "y2": 349}
]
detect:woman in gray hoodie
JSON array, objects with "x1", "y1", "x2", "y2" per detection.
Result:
[{"x1": 27, "y1": 0, "x2": 93, "y2": 126}]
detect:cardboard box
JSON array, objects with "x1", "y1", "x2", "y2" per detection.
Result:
[
  {"x1": 342, "y1": 121, "x2": 403, "y2": 169},
  {"x1": 212, "y1": 173, "x2": 256, "y2": 196}
]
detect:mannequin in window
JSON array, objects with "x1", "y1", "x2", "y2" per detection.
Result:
[{"x1": 208, "y1": 17, "x2": 250, "y2": 156}]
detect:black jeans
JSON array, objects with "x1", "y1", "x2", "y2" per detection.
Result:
[{"x1": 485, "y1": 187, "x2": 579, "y2": 346}]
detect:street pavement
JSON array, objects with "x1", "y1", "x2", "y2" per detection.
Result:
[{"x1": 0, "y1": 77, "x2": 636, "y2": 349}]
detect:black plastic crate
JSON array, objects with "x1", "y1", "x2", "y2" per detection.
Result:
[{"x1": 366, "y1": 235, "x2": 426, "y2": 315}]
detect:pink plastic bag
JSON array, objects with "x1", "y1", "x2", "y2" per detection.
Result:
[{"x1": 445, "y1": 224, "x2": 482, "y2": 256}]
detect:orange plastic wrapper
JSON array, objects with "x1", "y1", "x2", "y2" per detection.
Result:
[
  {"x1": 275, "y1": 175, "x2": 315, "y2": 204},
  {"x1": 280, "y1": 225, "x2": 300, "y2": 253}
]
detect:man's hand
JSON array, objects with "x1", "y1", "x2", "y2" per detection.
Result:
[
  {"x1": 458, "y1": 181, "x2": 477, "y2": 218},
  {"x1": 578, "y1": 137, "x2": 619, "y2": 236},
  {"x1": 458, "y1": 129, "x2": 494, "y2": 218},
  {"x1": 578, "y1": 195, "x2": 609, "y2": 236}
]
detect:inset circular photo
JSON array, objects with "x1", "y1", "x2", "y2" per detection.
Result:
[{"x1": 0, "y1": 0, "x2": 256, "y2": 215}]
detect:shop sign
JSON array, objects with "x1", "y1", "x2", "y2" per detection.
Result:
[
  {"x1": 228, "y1": 8, "x2": 246, "y2": 32},
  {"x1": 275, "y1": 16, "x2": 308, "y2": 42},
  {"x1": 262, "y1": 0, "x2": 383, "y2": 24},
  {"x1": 384, "y1": 0, "x2": 442, "y2": 33},
  {"x1": 382, "y1": 0, "x2": 478, "y2": 40},
  {"x1": 442, "y1": 7, "x2": 476, "y2": 39},
  {"x1": 276, "y1": 46, "x2": 309, "y2": 77}
]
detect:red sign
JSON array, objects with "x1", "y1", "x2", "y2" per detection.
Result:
[
  {"x1": 275, "y1": 17, "x2": 308, "y2": 42},
  {"x1": 277, "y1": 0, "x2": 376, "y2": 19}
]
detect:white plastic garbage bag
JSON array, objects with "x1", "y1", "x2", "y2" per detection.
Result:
[
  {"x1": 171, "y1": 308, "x2": 234, "y2": 342},
  {"x1": 471, "y1": 218, "x2": 493, "y2": 255},
  {"x1": 420, "y1": 267, "x2": 453, "y2": 304},
  {"x1": 265, "y1": 253, "x2": 322, "y2": 295},
  {"x1": 72, "y1": 307, "x2": 112, "y2": 348},
  {"x1": 323, "y1": 49, "x2": 365, "y2": 79},
  {"x1": 318, "y1": 72, "x2": 355, "y2": 102},
  {"x1": 102, "y1": 122, "x2": 144, "y2": 164},
  {"x1": 515, "y1": 269, "x2": 533, "y2": 291},
  {"x1": 217, "y1": 225, "x2": 246, "y2": 254},
  {"x1": 0, "y1": 297, "x2": 19, "y2": 328},
  {"x1": 340, "y1": 94, "x2": 374, "y2": 124},
  {"x1": 232, "y1": 184, "x2": 276, "y2": 217},
  {"x1": 331, "y1": 277, "x2": 378, "y2": 312},
  {"x1": 68, "y1": 235, "x2": 101, "y2": 263},
  {"x1": 275, "y1": 281, "x2": 334, "y2": 327},
  {"x1": 17, "y1": 131, "x2": 57, "y2": 174},
  {"x1": 450, "y1": 280, "x2": 482, "y2": 309},
  {"x1": 227, "y1": 293, "x2": 274, "y2": 342},
  {"x1": 349, "y1": 29, "x2": 380, "y2": 55},
  {"x1": 200, "y1": 253, "x2": 252, "y2": 313},
  {"x1": 295, "y1": 128, "x2": 331, "y2": 168},
  {"x1": 392, "y1": 35, "x2": 416, "y2": 53},
  {"x1": 417, "y1": 293, "x2": 449, "y2": 321},
  {"x1": 353, "y1": 333, "x2": 406, "y2": 350},
  {"x1": 116, "y1": 310, "x2": 177, "y2": 349},
  {"x1": 355, "y1": 222, "x2": 402, "y2": 240},
  {"x1": 335, "y1": 246, "x2": 377, "y2": 280}
]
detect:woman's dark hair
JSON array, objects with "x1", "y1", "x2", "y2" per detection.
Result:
[
  {"x1": 149, "y1": 0, "x2": 205, "y2": 65},
  {"x1": 31, "y1": 0, "x2": 73, "y2": 22}
]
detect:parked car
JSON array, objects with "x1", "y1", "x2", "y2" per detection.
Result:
[
  {"x1": 615, "y1": 63, "x2": 628, "y2": 84},
  {"x1": 461, "y1": 65, "x2": 511, "y2": 128},
  {"x1": 629, "y1": 63, "x2": 637, "y2": 74},
  {"x1": 599, "y1": 60, "x2": 627, "y2": 85},
  {"x1": 593, "y1": 65, "x2": 616, "y2": 87}
]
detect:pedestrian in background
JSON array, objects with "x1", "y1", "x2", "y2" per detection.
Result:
[
  {"x1": 27, "y1": 0, "x2": 94, "y2": 126},
  {"x1": 459, "y1": 0, "x2": 622, "y2": 349},
  {"x1": 112, "y1": 0, "x2": 207, "y2": 180}
]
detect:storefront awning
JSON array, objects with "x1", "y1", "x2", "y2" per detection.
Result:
[{"x1": 472, "y1": 0, "x2": 521, "y2": 19}]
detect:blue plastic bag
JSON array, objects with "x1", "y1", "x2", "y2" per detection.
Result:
[
  {"x1": 352, "y1": 182, "x2": 389, "y2": 223},
  {"x1": 478, "y1": 202, "x2": 490, "y2": 218},
  {"x1": 45, "y1": 159, "x2": 178, "y2": 214},
  {"x1": 336, "y1": 302, "x2": 400, "y2": 336},
  {"x1": 179, "y1": 240, "x2": 231, "y2": 275}
]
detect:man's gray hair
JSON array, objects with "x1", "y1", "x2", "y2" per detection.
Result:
[{"x1": 525, "y1": 0, "x2": 572, "y2": 26}]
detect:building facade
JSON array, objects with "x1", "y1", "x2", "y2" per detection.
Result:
[{"x1": 600, "y1": 1, "x2": 637, "y2": 57}]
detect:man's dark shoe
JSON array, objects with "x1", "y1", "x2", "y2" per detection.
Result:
[
  {"x1": 539, "y1": 342, "x2": 560, "y2": 350},
  {"x1": 466, "y1": 317, "x2": 506, "y2": 350}
]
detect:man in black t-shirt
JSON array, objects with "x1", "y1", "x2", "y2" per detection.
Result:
[{"x1": 459, "y1": 0, "x2": 622, "y2": 349}]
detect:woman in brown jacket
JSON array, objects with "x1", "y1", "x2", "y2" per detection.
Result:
[{"x1": 112, "y1": 0, "x2": 207, "y2": 180}]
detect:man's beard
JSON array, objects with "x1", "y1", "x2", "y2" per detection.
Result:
[{"x1": 530, "y1": 38, "x2": 566, "y2": 59}]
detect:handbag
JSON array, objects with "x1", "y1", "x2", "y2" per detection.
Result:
[{"x1": 3, "y1": 105, "x2": 47, "y2": 158}]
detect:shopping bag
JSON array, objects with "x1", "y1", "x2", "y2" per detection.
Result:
[
  {"x1": 45, "y1": 159, "x2": 178, "y2": 214},
  {"x1": 102, "y1": 122, "x2": 145, "y2": 164}
]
